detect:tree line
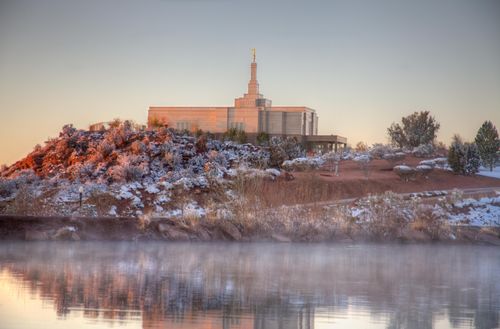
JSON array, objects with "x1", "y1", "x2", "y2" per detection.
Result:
[{"x1": 387, "y1": 111, "x2": 499, "y2": 174}]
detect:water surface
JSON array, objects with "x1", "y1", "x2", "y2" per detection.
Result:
[{"x1": 0, "y1": 242, "x2": 498, "y2": 329}]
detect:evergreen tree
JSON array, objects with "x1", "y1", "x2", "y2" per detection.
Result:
[
  {"x1": 448, "y1": 135, "x2": 480, "y2": 175},
  {"x1": 448, "y1": 135, "x2": 465, "y2": 174},
  {"x1": 464, "y1": 143, "x2": 481, "y2": 175},
  {"x1": 387, "y1": 111, "x2": 440, "y2": 148},
  {"x1": 474, "y1": 121, "x2": 500, "y2": 171}
]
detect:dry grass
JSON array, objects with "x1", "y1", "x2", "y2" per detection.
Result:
[{"x1": 233, "y1": 173, "x2": 341, "y2": 207}]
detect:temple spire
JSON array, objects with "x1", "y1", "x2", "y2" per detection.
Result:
[{"x1": 248, "y1": 48, "x2": 258, "y2": 95}]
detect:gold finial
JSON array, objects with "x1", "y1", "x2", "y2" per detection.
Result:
[{"x1": 252, "y1": 48, "x2": 256, "y2": 62}]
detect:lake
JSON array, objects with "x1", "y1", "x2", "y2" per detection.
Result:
[{"x1": 0, "y1": 242, "x2": 498, "y2": 329}]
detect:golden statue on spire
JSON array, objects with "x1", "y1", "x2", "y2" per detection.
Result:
[{"x1": 252, "y1": 48, "x2": 256, "y2": 62}]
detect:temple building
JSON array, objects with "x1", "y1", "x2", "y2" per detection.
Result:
[{"x1": 148, "y1": 52, "x2": 346, "y2": 151}]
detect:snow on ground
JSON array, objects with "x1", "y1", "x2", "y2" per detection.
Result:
[
  {"x1": 477, "y1": 166, "x2": 500, "y2": 179},
  {"x1": 449, "y1": 195, "x2": 500, "y2": 226}
]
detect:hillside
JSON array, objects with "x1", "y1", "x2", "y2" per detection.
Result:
[
  {"x1": 0, "y1": 122, "x2": 297, "y2": 218},
  {"x1": 1, "y1": 122, "x2": 500, "y2": 243}
]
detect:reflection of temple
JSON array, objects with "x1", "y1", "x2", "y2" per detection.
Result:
[{"x1": 0, "y1": 243, "x2": 498, "y2": 329}]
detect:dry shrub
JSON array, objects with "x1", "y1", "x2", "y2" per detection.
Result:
[
  {"x1": 97, "y1": 140, "x2": 115, "y2": 158},
  {"x1": 412, "y1": 205, "x2": 450, "y2": 240},
  {"x1": 234, "y1": 172, "x2": 345, "y2": 207},
  {"x1": 85, "y1": 191, "x2": 120, "y2": 216},
  {"x1": 6, "y1": 185, "x2": 37, "y2": 215},
  {"x1": 137, "y1": 213, "x2": 151, "y2": 231},
  {"x1": 130, "y1": 140, "x2": 145, "y2": 155},
  {"x1": 358, "y1": 192, "x2": 413, "y2": 240}
]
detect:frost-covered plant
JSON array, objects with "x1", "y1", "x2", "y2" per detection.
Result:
[
  {"x1": 241, "y1": 149, "x2": 270, "y2": 169},
  {"x1": 411, "y1": 143, "x2": 434, "y2": 158},
  {"x1": 0, "y1": 179, "x2": 16, "y2": 200},
  {"x1": 413, "y1": 205, "x2": 450, "y2": 240},
  {"x1": 416, "y1": 164, "x2": 433, "y2": 179},
  {"x1": 6, "y1": 185, "x2": 37, "y2": 215},
  {"x1": 282, "y1": 157, "x2": 324, "y2": 172},
  {"x1": 268, "y1": 136, "x2": 304, "y2": 168},
  {"x1": 282, "y1": 137, "x2": 304, "y2": 159},
  {"x1": 188, "y1": 155, "x2": 206, "y2": 174},
  {"x1": 369, "y1": 144, "x2": 394, "y2": 159},
  {"x1": 393, "y1": 165, "x2": 416, "y2": 182},
  {"x1": 97, "y1": 140, "x2": 115, "y2": 158},
  {"x1": 353, "y1": 155, "x2": 372, "y2": 178},
  {"x1": 383, "y1": 152, "x2": 406, "y2": 167},
  {"x1": 109, "y1": 163, "x2": 143, "y2": 182},
  {"x1": 10, "y1": 169, "x2": 38, "y2": 184},
  {"x1": 130, "y1": 140, "x2": 145, "y2": 155},
  {"x1": 164, "y1": 151, "x2": 183, "y2": 169},
  {"x1": 68, "y1": 163, "x2": 95, "y2": 180},
  {"x1": 356, "y1": 192, "x2": 414, "y2": 239}
]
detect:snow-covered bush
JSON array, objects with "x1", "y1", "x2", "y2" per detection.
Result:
[
  {"x1": 419, "y1": 157, "x2": 448, "y2": 169},
  {"x1": 68, "y1": 163, "x2": 95, "y2": 180},
  {"x1": 383, "y1": 152, "x2": 406, "y2": 167},
  {"x1": 354, "y1": 154, "x2": 372, "y2": 177},
  {"x1": 268, "y1": 136, "x2": 304, "y2": 168},
  {"x1": 393, "y1": 165, "x2": 415, "y2": 182},
  {"x1": 369, "y1": 144, "x2": 394, "y2": 159},
  {"x1": 0, "y1": 179, "x2": 16, "y2": 200},
  {"x1": 97, "y1": 140, "x2": 115, "y2": 158},
  {"x1": 109, "y1": 164, "x2": 143, "y2": 182},
  {"x1": 416, "y1": 164, "x2": 433, "y2": 179},
  {"x1": 282, "y1": 157, "x2": 325, "y2": 172},
  {"x1": 10, "y1": 169, "x2": 39, "y2": 184},
  {"x1": 411, "y1": 143, "x2": 434, "y2": 158},
  {"x1": 130, "y1": 140, "x2": 145, "y2": 155},
  {"x1": 187, "y1": 155, "x2": 206, "y2": 174},
  {"x1": 355, "y1": 192, "x2": 414, "y2": 239},
  {"x1": 164, "y1": 151, "x2": 183, "y2": 169}
]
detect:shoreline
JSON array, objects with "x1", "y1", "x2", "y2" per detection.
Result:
[{"x1": 1, "y1": 214, "x2": 499, "y2": 245}]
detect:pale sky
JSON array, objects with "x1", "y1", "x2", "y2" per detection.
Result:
[{"x1": 1, "y1": 0, "x2": 499, "y2": 165}]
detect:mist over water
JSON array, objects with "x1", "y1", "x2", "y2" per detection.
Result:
[{"x1": 0, "y1": 242, "x2": 498, "y2": 329}]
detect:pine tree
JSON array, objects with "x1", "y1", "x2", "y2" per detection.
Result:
[
  {"x1": 475, "y1": 121, "x2": 500, "y2": 171},
  {"x1": 464, "y1": 143, "x2": 480, "y2": 175},
  {"x1": 448, "y1": 135, "x2": 465, "y2": 174},
  {"x1": 448, "y1": 135, "x2": 480, "y2": 175}
]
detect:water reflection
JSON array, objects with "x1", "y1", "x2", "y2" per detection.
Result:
[{"x1": 0, "y1": 242, "x2": 498, "y2": 329}]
